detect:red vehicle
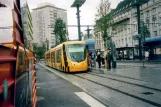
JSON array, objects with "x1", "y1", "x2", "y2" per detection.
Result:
[{"x1": 0, "y1": 0, "x2": 37, "y2": 107}]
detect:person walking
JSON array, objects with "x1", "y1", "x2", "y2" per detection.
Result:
[
  {"x1": 145, "y1": 51, "x2": 149, "y2": 61},
  {"x1": 96, "y1": 52, "x2": 101, "y2": 68},
  {"x1": 106, "y1": 51, "x2": 112, "y2": 70},
  {"x1": 91, "y1": 53, "x2": 96, "y2": 67}
]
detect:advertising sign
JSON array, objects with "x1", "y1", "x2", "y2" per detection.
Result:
[{"x1": 0, "y1": 8, "x2": 13, "y2": 43}]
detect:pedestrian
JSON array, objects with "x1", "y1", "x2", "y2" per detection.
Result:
[
  {"x1": 91, "y1": 53, "x2": 95, "y2": 67},
  {"x1": 101, "y1": 54, "x2": 105, "y2": 66},
  {"x1": 106, "y1": 50, "x2": 112, "y2": 70},
  {"x1": 96, "y1": 52, "x2": 101, "y2": 68},
  {"x1": 145, "y1": 51, "x2": 149, "y2": 61}
]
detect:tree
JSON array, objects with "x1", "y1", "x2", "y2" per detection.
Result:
[
  {"x1": 33, "y1": 43, "x2": 46, "y2": 60},
  {"x1": 94, "y1": 0, "x2": 112, "y2": 49},
  {"x1": 141, "y1": 21, "x2": 150, "y2": 39},
  {"x1": 53, "y1": 18, "x2": 67, "y2": 45}
]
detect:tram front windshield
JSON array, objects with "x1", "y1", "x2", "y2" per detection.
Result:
[{"x1": 66, "y1": 44, "x2": 86, "y2": 62}]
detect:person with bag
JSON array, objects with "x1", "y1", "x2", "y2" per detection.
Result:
[
  {"x1": 96, "y1": 52, "x2": 101, "y2": 68},
  {"x1": 106, "y1": 51, "x2": 112, "y2": 70}
]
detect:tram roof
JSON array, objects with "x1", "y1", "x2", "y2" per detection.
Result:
[
  {"x1": 46, "y1": 41, "x2": 86, "y2": 52},
  {"x1": 84, "y1": 39, "x2": 95, "y2": 44}
]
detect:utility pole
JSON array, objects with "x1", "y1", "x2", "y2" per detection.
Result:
[
  {"x1": 136, "y1": 4, "x2": 142, "y2": 60},
  {"x1": 85, "y1": 25, "x2": 92, "y2": 39},
  {"x1": 131, "y1": 0, "x2": 149, "y2": 60}
]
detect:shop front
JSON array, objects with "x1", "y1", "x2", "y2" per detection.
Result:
[
  {"x1": 116, "y1": 47, "x2": 135, "y2": 60},
  {"x1": 144, "y1": 36, "x2": 161, "y2": 61}
]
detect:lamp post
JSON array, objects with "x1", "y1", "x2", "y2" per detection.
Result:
[
  {"x1": 130, "y1": 0, "x2": 149, "y2": 60},
  {"x1": 71, "y1": 0, "x2": 86, "y2": 41}
]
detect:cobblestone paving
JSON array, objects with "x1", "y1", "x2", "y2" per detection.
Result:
[
  {"x1": 88, "y1": 72, "x2": 161, "y2": 91},
  {"x1": 91, "y1": 64, "x2": 161, "y2": 85},
  {"x1": 75, "y1": 73, "x2": 161, "y2": 106},
  {"x1": 39, "y1": 63, "x2": 157, "y2": 107}
]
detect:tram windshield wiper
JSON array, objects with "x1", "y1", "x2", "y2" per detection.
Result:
[{"x1": 72, "y1": 55, "x2": 79, "y2": 63}]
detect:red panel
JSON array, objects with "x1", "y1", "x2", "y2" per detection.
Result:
[
  {"x1": 0, "y1": 86, "x2": 14, "y2": 107},
  {"x1": 15, "y1": 28, "x2": 21, "y2": 43},
  {"x1": 0, "y1": 62, "x2": 15, "y2": 86},
  {"x1": 13, "y1": 10, "x2": 19, "y2": 25},
  {"x1": 0, "y1": 56, "x2": 16, "y2": 62},
  {"x1": 0, "y1": 79, "x2": 14, "y2": 95}
]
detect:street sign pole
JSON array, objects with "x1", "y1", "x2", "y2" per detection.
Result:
[{"x1": 76, "y1": 5, "x2": 81, "y2": 41}]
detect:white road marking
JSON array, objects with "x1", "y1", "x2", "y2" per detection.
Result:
[{"x1": 75, "y1": 92, "x2": 106, "y2": 107}]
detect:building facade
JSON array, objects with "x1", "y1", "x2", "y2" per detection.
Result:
[
  {"x1": 112, "y1": 0, "x2": 161, "y2": 60},
  {"x1": 94, "y1": 32, "x2": 105, "y2": 52},
  {"x1": 20, "y1": 0, "x2": 33, "y2": 50},
  {"x1": 31, "y1": 2, "x2": 67, "y2": 49}
]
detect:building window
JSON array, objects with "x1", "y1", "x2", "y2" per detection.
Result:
[
  {"x1": 159, "y1": 14, "x2": 161, "y2": 26},
  {"x1": 154, "y1": 31, "x2": 157, "y2": 36},
  {"x1": 152, "y1": 8, "x2": 156, "y2": 14},
  {"x1": 122, "y1": 39, "x2": 124, "y2": 45},
  {"x1": 125, "y1": 38, "x2": 127, "y2": 45},
  {"x1": 146, "y1": 11, "x2": 149, "y2": 17},
  {"x1": 129, "y1": 37, "x2": 131, "y2": 43},
  {"x1": 152, "y1": 15, "x2": 157, "y2": 27}
]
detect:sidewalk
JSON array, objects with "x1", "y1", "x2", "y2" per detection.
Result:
[
  {"x1": 90, "y1": 63, "x2": 161, "y2": 85},
  {"x1": 117, "y1": 60, "x2": 161, "y2": 64}
]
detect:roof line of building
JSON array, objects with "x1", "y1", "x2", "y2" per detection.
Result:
[{"x1": 32, "y1": 5, "x2": 67, "y2": 11}]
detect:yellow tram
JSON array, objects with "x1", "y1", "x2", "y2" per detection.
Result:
[{"x1": 45, "y1": 41, "x2": 88, "y2": 72}]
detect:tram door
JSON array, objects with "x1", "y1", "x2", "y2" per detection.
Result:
[{"x1": 63, "y1": 44, "x2": 68, "y2": 72}]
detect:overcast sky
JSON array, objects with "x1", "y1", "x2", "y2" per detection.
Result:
[{"x1": 28, "y1": 0, "x2": 122, "y2": 40}]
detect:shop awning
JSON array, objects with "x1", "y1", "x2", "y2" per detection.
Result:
[{"x1": 145, "y1": 36, "x2": 161, "y2": 43}]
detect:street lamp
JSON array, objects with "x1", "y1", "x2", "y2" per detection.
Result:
[
  {"x1": 133, "y1": 34, "x2": 145, "y2": 67},
  {"x1": 130, "y1": 0, "x2": 149, "y2": 60},
  {"x1": 71, "y1": 0, "x2": 86, "y2": 41}
]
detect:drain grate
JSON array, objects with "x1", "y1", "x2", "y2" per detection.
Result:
[{"x1": 142, "y1": 92, "x2": 154, "y2": 95}]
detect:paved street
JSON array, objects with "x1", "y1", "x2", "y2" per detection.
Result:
[
  {"x1": 38, "y1": 62, "x2": 161, "y2": 107},
  {"x1": 36, "y1": 64, "x2": 105, "y2": 107}
]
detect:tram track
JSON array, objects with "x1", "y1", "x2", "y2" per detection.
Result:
[
  {"x1": 73, "y1": 73, "x2": 161, "y2": 107},
  {"x1": 90, "y1": 68, "x2": 145, "y2": 81},
  {"x1": 87, "y1": 72, "x2": 161, "y2": 92}
]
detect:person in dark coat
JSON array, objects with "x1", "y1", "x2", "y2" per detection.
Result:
[
  {"x1": 97, "y1": 52, "x2": 101, "y2": 68},
  {"x1": 106, "y1": 51, "x2": 112, "y2": 69}
]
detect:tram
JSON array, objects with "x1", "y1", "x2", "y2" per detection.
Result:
[{"x1": 45, "y1": 41, "x2": 88, "y2": 72}]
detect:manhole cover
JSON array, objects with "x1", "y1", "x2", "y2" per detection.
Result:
[{"x1": 142, "y1": 92, "x2": 154, "y2": 95}]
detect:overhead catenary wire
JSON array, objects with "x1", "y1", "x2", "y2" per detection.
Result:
[{"x1": 48, "y1": 22, "x2": 161, "y2": 28}]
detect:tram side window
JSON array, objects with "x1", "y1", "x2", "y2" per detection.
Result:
[
  {"x1": 56, "y1": 50, "x2": 61, "y2": 63},
  {"x1": 47, "y1": 54, "x2": 49, "y2": 62},
  {"x1": 18, "y1": 51, "x2": 24, "y2": 74},
  {"x1": 51, "y1": 52, "x2": 55, "y2": 62},
  {"x1": 53, "y1": 51, "x2": 55, "y2": 63}
]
